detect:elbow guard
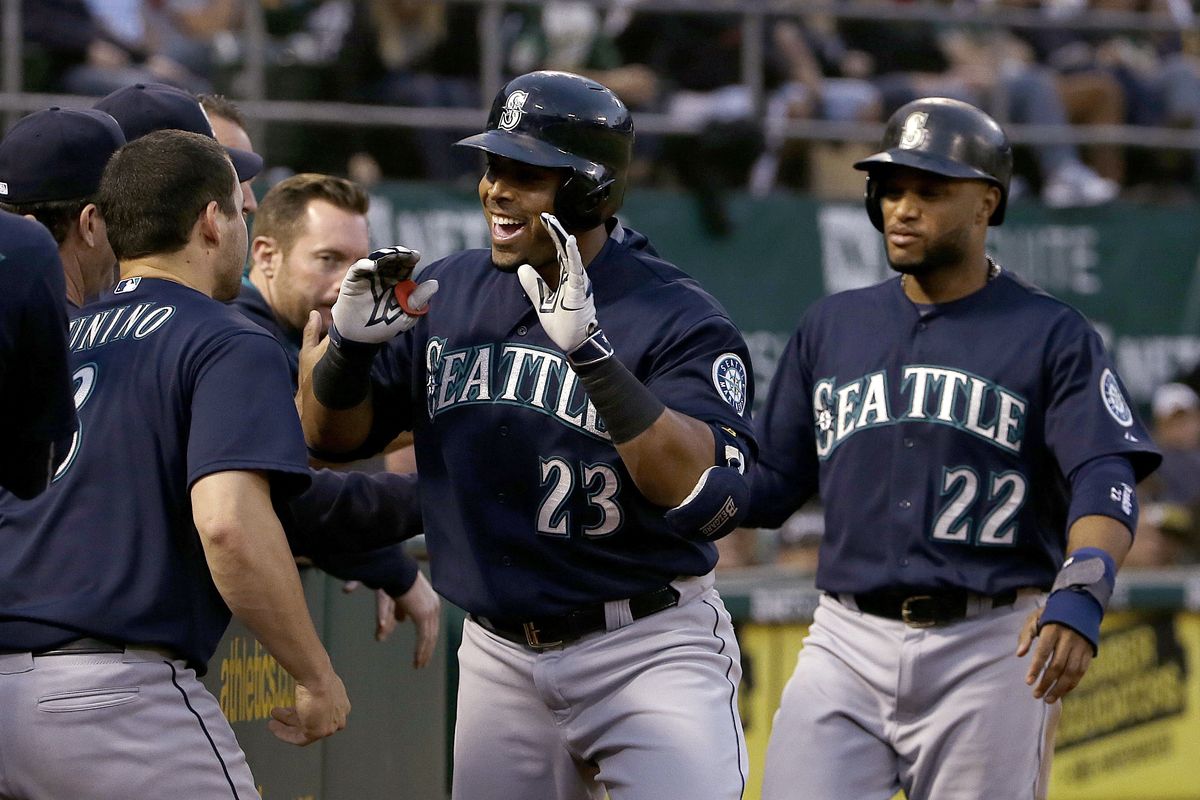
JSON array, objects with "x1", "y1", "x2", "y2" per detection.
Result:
[
  {"x1": 665, "y1": 433, "x2": 750, "y2": 542},
  {"x1": 665, "y1": 465, "x2": 750, "y2": 542}
]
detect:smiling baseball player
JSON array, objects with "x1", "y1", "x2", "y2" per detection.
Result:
[{"x1": 298, "y1": 70, "x2": 755, "y2": 800}]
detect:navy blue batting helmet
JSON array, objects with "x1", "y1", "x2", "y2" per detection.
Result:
[
  {"x1": 455, "y1": 71, "x2": 634, "y2": 232},
  {"x1": 854, "y1": 97, "x2": 1013, "y2": 231}
]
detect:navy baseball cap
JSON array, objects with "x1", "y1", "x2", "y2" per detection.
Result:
[
  {"x1": 95, "y1": 83, "x2": 263, "y2": 181},
  {"x1": 0, "y1": 107, "x2": 126, "y2": 204}
]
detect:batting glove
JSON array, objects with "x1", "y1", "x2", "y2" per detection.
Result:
[
  {"x1": 517, "y1": 213, "x2": 599, "y2": 355},
  {"x1": 330, "y1": 247, "x2": 438, "y2": 345}
]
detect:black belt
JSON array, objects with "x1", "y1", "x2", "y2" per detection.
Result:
[
  {"x1": 471, "y1": 586, "x2": 681, "y2": 650},
  {"x1": 31, "y1": 637, "x2": 124, "y2": 656},
  {"x1": 840, "y1": 588, "x2": 1019, "y2": 627}
]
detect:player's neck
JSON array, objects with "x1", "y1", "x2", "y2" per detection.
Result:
[
  {"x1": 58, "y1": 246, "x2": 86, "y2": 308},
  {"x1": 901, "y1": 256, "x2": 998, "y2": 305},
  {"x1": 119, "y1": 260, "x2": 207, "y2": 296}
]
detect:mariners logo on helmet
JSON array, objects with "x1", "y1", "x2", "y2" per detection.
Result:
[
  {"x1": 498, "y1": 91, "x2": 529, "y2": 132},
  {"x1": 712, "y1": 353, "x2": 748, "y2": 415},
  {"x1": 1100, "y1": 369, "x2": 1134, "y2": 427},
  {"x1": 898, "y1": 112, "x2": 929, "y2": 150}
]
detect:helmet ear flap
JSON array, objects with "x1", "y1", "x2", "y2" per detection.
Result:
[
  {"x1": 554, "y1": 171, "x2": 616, "y2": 232},
  {"x1": 864, "y1": 175, "x2": 884, "y2": 232}
]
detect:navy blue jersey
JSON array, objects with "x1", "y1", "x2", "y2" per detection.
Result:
[
  {"x1": 229, "y1": 277, "x2": 301, "y2": 386},
  {"x1": 0, "y1": 211, "x2": 76, "y2": 494},
  {"x1": 353, "y1": 225, "x2": 755, "y2": 618},
  {"x1": 751, "y1": 270, "x2": 1161, "y2": 596},
  {"x1": 0, "y1": 278, "x2": 310, "y2": 668},
  {"x1": 229, "y1": 279, "x2": 423, "y2": 596}
]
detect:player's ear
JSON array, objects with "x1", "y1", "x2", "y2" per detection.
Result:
[
  {"x1": 979, "y1": 185, "x2": 1001, "y2": 225},
  {"x1": 197, "y1": 200, "x2": 223, "y2": 248},
  {"x1": 78, "y1": 203, "x2": 100, "y2": 247},
  {"x1": 252, "y1": 236, "x2": 280, "y2": 276}
]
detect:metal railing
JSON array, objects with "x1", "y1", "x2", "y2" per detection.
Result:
[{"x1": 3, "y1": 0, "x2": 1199, "y2": 158}]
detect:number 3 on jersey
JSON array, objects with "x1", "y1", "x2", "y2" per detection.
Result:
[
  {"x1": 53, "y1": 363, "x2": 98, "y2": 481},
  {"x1": 931, "y1": 466, "x2": 1027, "y2": 546},
  {"x1": 537, "y1": 457, "x2": 623, "y2": 538}
]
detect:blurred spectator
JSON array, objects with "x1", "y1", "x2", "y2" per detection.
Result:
[
  {"x1": 336, "y1": 1, "x2": 481, "y2": 182},
  {"x1": 1126, "y1": 381, "x2": 1200, "y2": 567},
  {"x1": 837, "y1": 0, "x2": 1121, "y2": 207},
  {"x1": 749, "y1": 14, "x2": 883, "y2": 194},
  {"x1": 143, "y1": 0, "x2": 243, "y2": 85},
  {"x1": 1000, "y1": 0, "x2": 1129, "y2": 185},
  {"x1": 616, "y1": 11, "x2": 879, "y2": 233},
  {"x1": 502, "y1": 2, "x2": 660, "y2": 109},
  {"x1": 22, "y1": 0, "x2": 207, "y2": 94},
  {"x1": 1149, "y1": 381, "x2": 1200, "y2": 504}
]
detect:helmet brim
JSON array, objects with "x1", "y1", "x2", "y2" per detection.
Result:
[
  {"x1": 454, "y1": 131, "x2": 598, "y2": 178},
  {"x1": 854, "y1": 149, "x2": 997, "y2": 184}
]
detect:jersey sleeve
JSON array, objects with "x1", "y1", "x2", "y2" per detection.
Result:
[
  {"x1": 187, "y1": 331, "x2": 311, "y2": 495},
  {"x1": 0, "y1": 221, "x2": 77, "y2": 497},
  {"x1": 1043, "y1": 316, "x2": 1161, "y2": 482},
  {"x1": 2, "y1": 222, "x2": 76, "y2": 442},
  {"x1": 283, "y1": 469, "x2": 423, "y2": 553},
  {"x1": 746, "y1": 321, "x2": 821, "y2": 528},
  {"x1": 643, "y1": 314, "x2": 756, "y2": 449}
]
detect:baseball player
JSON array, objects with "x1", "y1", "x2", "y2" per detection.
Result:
[
  {"x1": 748, "y1": 97, "x2": 1162, "y2": 800},
  {"x1": 198, "y1": 93, "x2": 259, "y2": 216},
  {"x1": 0, "y1": 130, "x2": 350, "y2": 799},
  {"x1": 299, "y1": 70, "x2": 755, "y2": 800},
  {"x1": 88, "y1": 83, "x2": 440, "y2": 662},
  {"x1": 0, "y1": 210, "x2": 76, "y2": 499},
  {"x1": 240, "y1": 171, "x2": 440, "y2": 661}
]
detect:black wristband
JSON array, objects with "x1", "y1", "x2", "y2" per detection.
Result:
[
  {"x1": 571, "y1": 331, "x2": 665, "y2": 444},
  {"x1": 312, "y1": 323, "x2": 381, "y2": 410}
]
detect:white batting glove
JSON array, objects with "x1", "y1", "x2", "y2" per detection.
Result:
[
  {"x1": 517, "y1": 213, "x2": 598, "y2": 353},
  {"x1": 330, "y1": 247, "x2": 438, "y2": 345}
]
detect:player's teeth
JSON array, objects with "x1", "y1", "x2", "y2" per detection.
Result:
[{"x1": 494, "y1": 217, "x2": 522, "y2": 226}]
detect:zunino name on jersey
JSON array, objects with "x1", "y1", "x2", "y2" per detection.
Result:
[
  {"x1": 67, "y1": 302, "x2": 176, "y2": 352},
  {"x1": 814, "y1": 364, "x2": 1028, "y2": 458},
  {"x1": 425, "y1": 337, "x2": 608, "y2": 440}
]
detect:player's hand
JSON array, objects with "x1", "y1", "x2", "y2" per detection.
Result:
[
  {"x1": 391, "y1": 571, "x2": 441, "y2": 668},
  {"x1": 268, "y1": 672, "x2": 351, "y2": 746},
  {"x1": 516, "y1": 213, "x2": 597, "y2": 353},
  {"x1": 330, "y1": 246, "x2": 438, "y2": 345},
  {"x1": 1016, "y1": 608, "x2": 1095, "y2": 704}
]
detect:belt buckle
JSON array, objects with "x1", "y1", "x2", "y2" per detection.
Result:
[
  {"x1": 522, "y1": 622, "x2": 563, "y2": 650},
  {"x1": 900, "y1": 595, "x2": 938, "y2": 628}
]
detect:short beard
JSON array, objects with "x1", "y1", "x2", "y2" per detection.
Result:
[{"x1": 887, "y1": 226, "x2": 972, "y2": 277}]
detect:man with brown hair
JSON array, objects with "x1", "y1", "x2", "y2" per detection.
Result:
[
  {"x1": 242, "y1": 173, "x2": 370, "y2": 377},
  {"x1": 235, "y1": 172, "x2": 441, "y2": 663},
  {"x1": 0, "y1": 129, "x2": 350, "y2": 798}
]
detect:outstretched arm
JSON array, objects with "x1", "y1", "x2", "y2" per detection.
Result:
[
  {"x1": 192, "y1": 469, "x2": 350, "y2": 745},
  {"x1": 297, "y1": 249, "x2": 437, "y2": 457}
]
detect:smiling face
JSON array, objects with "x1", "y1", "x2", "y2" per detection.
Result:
[
  {"x1": 477, "y1": 154, "x2": 562, "y2": 273},
  {"x1": 875, "y1": 165, "x2": 999, "y2": 277}
]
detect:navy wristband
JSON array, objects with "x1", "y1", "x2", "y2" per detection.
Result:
[
  {"x1": 1039, "y1": 546, "x2": 1117, "y2": 655},
  {"x1": 1039, "y1": 590, "x2": 1104, "y2": 655},
  {"x1": 312, "y1": 322, "x2": 381, "y2": 410},
  {"x1": 569, "y1": 329, "x2": 665, "y2": 444}
]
